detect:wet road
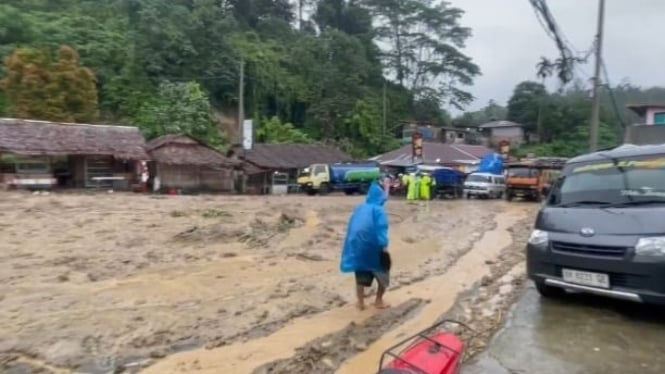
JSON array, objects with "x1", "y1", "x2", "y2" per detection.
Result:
[{"x1": 465, "y1": 283, "x2": 665, "y2": 374}]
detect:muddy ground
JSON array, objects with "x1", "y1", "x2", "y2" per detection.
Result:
[{"x1": 0, "y1": 191, "x2": 536, "y2": 373}]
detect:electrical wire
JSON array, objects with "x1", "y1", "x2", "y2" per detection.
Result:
[
  {"x1": 528, "y1": 0, "x2": 594, "y2": 84},
  {"x1": 601, "y1": 58, "x2": 626, "y2": 136}
]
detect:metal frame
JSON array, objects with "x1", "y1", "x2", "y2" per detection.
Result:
[
  {"x1": 377, "y1": 319, "x2": 476, "y2": 374},
  {"x1": 544, "y1": 278, "x2": 642, "y2": 303}
]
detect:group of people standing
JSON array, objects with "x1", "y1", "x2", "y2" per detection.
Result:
[{"x1": 400, "y1": 173, "x2": 436, "y2": 201}]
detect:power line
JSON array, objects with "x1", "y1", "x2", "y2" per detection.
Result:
[
  {"x1": 528, "y1": 0, "x2": 594, "y2": 84},
  {"x1": 601, "y1": 58, "x2": 626, "y2": 136}
]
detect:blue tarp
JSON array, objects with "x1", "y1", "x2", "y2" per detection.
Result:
[
  {"x1": 476, "y1": 153, "x2": 504, "y2": 175},
  {"x1": 340, "y1": 182, "x2": 389, "y2": 273},
  {"x1": 432, "y1": 168, "x2": 465, "y2": 186}
]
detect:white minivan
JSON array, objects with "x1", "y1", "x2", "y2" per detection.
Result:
[{"x1": 463, "y1": 172, "x2": 506, "y2": 199}]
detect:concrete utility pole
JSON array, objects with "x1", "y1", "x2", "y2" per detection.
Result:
[
  {"x1": 589, "y1": 0, "x2": 606, "y2": 152},
  {"x1": 238, "y1": 56, "x2": 245, "y2": 145}
]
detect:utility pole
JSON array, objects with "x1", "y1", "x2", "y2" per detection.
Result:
[
  {"x1": 589, "y1": 0, "x2": 606, "y2": 152},
  {"x1": 238, "y1": 56, "x2": 245, "y2": 146},
  {"x1": 382, "y1": 82, "x2": 387, "y2": 135}
]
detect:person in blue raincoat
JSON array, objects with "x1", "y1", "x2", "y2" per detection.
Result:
[{"x1": 340, "y1": 181, "x2": 391, "y2": 310}]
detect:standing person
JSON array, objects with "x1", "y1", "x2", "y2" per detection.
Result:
[
  {"x1": 406, "y1": 173, "x2": 417, "y2": 201},
  {"x1": 420, "y1": 172, "x2": 432, "y2": 200},
  {"x1": 413, "y1": 172, "x2": 422, "y2": 201},
  {"x1": 399, "y1": 173, "x2": 408, "y2": 197},
  {"x1": 340, "y1": 181, "x2": 391, "y2": 310}
]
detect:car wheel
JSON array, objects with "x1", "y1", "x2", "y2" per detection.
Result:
[
  {"x1": 497, "y1": 192, "x2": 504, "y2": 199},
  {"x1": 535, "y1": 281, "x2": 565, "y2": 298}
]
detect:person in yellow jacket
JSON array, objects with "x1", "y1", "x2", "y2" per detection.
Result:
[
  {"x1": 420, "y1": 173, "x2": 433, "y2": 200},
  {"x1": 406, "y1": 173, "x2": 417, "y2": 201},
  {"x1": 400, "y1": 173, "x2": 409, "y2": 198}
]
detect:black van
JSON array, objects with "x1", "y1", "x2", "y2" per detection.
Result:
[{"x1": 527, "y1": 144, "x2": 665, "y2": 305}]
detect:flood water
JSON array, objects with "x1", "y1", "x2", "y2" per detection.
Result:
[{"x1": 465, "y1": 285, "x2": 665, "y2": 374}]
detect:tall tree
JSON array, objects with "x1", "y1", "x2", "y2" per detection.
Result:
[
  {"x1": 367, "y1": 0, "x2": 480, "y2": 109},
  {"x1": 0, "y1": 45, "x2": 99, "y2": 122},
  {"x1": 506, "y1": 81, "x2": 548, "y2": 136},
  {"x1": 135, "y1": 81, "x2": 223, "y2": 146}
]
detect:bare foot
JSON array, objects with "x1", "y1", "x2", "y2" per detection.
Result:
[
  {"x1": 374, "y1": 301, "x2": 391, "y2": 309},
  {"x1": 356, "y1": 302, "x2": 365, "y2": 311}
]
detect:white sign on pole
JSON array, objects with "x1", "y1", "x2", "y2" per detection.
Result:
[{"x1": 242, "y1": 119, "x2": 253, "y2": 150}]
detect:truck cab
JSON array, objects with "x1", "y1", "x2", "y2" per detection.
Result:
[
  {"x1": 297, "y1": 163, "x2": 381, "y2": 195},
  {"x1": 505, "y1": 164, "x2": 544, "y2": 201},
  {"x1": 297, "y1": 164, "x2": 331, "y2": 195},
  {"x1": 505, "y1": 158, "x2": 567, "y2": 202}
]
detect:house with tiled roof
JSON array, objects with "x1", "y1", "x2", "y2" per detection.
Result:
[
  {"x1": 227, "y1": 143, "x2": 352, "y2": 194},
  {"x1": 478, "y1": 120, "x2": 525, "y2": 148},
  {"x1": 370, "y1": 142, "x2": 493, "y2": 173}
]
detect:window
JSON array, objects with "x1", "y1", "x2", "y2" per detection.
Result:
[
  {"x1": 313, "y1": 165, "x2": 326, "y2": 175},
  {"x1": 654, "y1": 112, "x2": 665, "y2": 125},
  {"x1": 507, "y1": 167, "x2": 539, "y2": 178},
  {"x1": 549, "y1": 155, "x2": 665, "y2": 206},
  {"x1": 467, "y1": 174, "x2": 490, "y2": 183}
]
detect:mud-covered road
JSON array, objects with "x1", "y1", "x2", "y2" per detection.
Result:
[{"x1": 0, "y1": 192, "x2": 538, "y2": 373}]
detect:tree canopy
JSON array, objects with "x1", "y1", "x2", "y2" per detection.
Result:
[{"x1": 0, "y1": 0, "x2": 479, "y2": 154}]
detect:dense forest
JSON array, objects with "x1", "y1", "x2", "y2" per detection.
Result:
[
  {"x1": 1, "y1": 0, "x2": 664, "y2": 158},
  {"x1": 0, "y1": 0, "x2": 482, "y2": 157},
  {"x1": 458, "y1": 80, "x2": 665, "y2": 157}
]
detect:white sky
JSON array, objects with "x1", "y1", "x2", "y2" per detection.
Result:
[{"x1": 448, "y1": 0, "x2": 665, "y2": 112}]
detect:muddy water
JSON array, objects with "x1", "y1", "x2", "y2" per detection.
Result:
[
  {"x1": 143, "y1": 204, "x2": 530, "y2": 374},
  {"x1": 0, "y1": 192, "x2": 534, "y2": 373},
  {"x1": 335, "y1": 208, "x2": 527, "y2": 373}
]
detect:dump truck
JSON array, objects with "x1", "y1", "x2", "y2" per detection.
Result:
[
  {"x1": 297, "y1": 163, "x2": 381, "y2": 195},
  {"x1": 505, "y1": 158, "x2": 567, "y2": 202}
]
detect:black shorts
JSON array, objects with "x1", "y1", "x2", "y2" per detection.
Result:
[{"x1": 355, "y1": 271, "x2": 390, "y2": 288}]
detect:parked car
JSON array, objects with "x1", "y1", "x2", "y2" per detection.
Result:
[
  {"x1": 463, "y1": 172, "x2": 505, "y2": 199},
  {"x1": 527, "y1": 144, "x2": 665, "y2": 305}
]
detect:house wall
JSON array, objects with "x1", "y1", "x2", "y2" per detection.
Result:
[
  {"x1": 490, "y1": 127, "x2": 524, "y2": 146},
  {"x1": 157, "y1": 164, "x2": 234, "y2": 192},
  {"x1": 441, "y1": 130, "x2": 467, "y2": 144},
  {"x1": 244, "y1": 168, "x2": 299, "y2": 194},
  {"x1": 644, "y1": 107, "x2": 665, "y2": 125}
]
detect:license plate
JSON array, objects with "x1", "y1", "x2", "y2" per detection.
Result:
[{"x1": 562, "y1": 269, "x2": 610, "y2": 289}]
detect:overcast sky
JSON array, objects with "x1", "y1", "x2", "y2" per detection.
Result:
[{"x1": 448, "y1": 0, "x2": 665, "y2": 113}]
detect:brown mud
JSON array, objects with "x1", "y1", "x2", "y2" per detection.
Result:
[
  {"x1": 0, "y1": 192, "x2": 530, "y2": 373},
  {"x1": 256, "y1": 217, "x2": 534, "y2": 374}
]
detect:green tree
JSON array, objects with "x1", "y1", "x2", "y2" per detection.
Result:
[
  {"x1": 367, "y1": 0, "x2": 480, "y2": 109},
  {"x1": 0, "y1": 45, "x2": 99, "y2": 122},
  {"x1": 256, "y1": 116, "x2": 311, "y2": 143},
  {"x1": 343, "y1": 99, "x2": 399, "y2": 158},
  {"x1": 135, "y1": 81, "x2": 224, "y2": 147},
  {"x1": 506, "y1": 81, "x2": 548, "y2": 137}
]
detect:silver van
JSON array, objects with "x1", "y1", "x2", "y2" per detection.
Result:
[{"x1": 463, "y1": 172, "x2": 506, "y2": 199}]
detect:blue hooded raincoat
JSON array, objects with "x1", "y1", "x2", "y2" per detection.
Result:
[{"x1": 340, "y1": 182, "x2": 390, "y2": 273}]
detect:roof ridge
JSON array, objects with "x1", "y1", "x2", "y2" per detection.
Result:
[
  {"x1": 0, "y1": 117, "x2": 139, "y2": 130},
  {"x1": 450, "y1": 144, "x2": 478, "y2": 159}
]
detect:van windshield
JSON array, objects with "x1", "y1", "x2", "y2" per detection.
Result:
[
  {"x1": 467, "y1": 174, "x2": 490, "y2": 183},
  {"x1": 508, "y1": 167, "x2": 538, "y2": 177},
  {"x1": 549, "y1": 156, "x2": 665, "y2": 206}
]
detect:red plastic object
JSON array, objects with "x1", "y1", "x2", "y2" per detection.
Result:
[
  {"x1": 387, "y1": 333, "x2": 463, "y2": 374},
  {"x1": 377, "y1": 320, "x2": 474, "y2": 374}
]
